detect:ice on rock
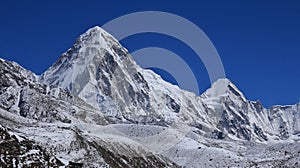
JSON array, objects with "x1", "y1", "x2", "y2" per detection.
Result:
[{"x1": 0, "y1": 26, "x2": 299, "y2": 167}]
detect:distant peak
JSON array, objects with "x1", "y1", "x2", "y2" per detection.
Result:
[
  {"x1": 209, "y1": 78, "x2": 231, "y2": 96},
  {"x1": 213, "y1": 78, "x2": 232, "y2": 86},
  {"x1": 85, "y1": 26, "x2": 106, "y2": 34},
  {"x1": 202, "y1": 78, "x2": 246, "y2": 100}
]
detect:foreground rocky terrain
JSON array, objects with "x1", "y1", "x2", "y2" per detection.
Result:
[{"x1": 0, "y1": 26, "x2": 299, "y2": 167}]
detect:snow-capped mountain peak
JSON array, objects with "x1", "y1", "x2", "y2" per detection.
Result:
[
  {"x1": 40, "y1": 25, "x2": 130, "y2": 96},
  {"x1": 40, "y1": 26, "x2": 300, "y2": 142},
  {"x1": 202, "y1": 78, "x2": 245, "y2": 99},
  {"x1": 73, "y1": 26, "x2": 123, "y2": 53},
  {"x1": 1, "y1": 26, "x2": 299, "y2": 167}
]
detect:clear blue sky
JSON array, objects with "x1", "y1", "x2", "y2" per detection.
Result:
[{"x1": 0, "y1": 0, "x2": 299, "y2": 107}]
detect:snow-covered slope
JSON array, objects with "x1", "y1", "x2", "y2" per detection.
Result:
[
  {"x1": 0, "y1": 58, "x2": 107, "y2": 125},
  {"x1": 41, "y1": 26, "x2": 300, "y2": 142},
  {"x1": 0, "y1": 58, "x2": 178, "y2": 167},
  {"x1": 201, "y1": 78, "x2": 300, "y2": 141},
  {"x1": 1, "y1": 26, "x2": 299, "y2": 167},
  {"x1": 40, "y1": 26, "x2": 219, "y2": 136}
]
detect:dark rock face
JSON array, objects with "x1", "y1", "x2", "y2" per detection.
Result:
[
  {"x1": 211, "y1": 130, "x2": 225, "y2": 139},
  {"x1": 103, "y1": 52, "x2": 118, "y2": 77},
  {"x1": 253, "y1": 123, "x2": 268, "y2": 141},
  {"x1": 88, "y1": 141, "x2": 179, "y2": 168},
  {"x1": 111, "y1": 44, "x2": 129, "y2": 58},
  {"x1": 127, "y1": 84, "x2": 151, "y2": 112},
  {"x1": 252, "y1": 101, "x2": 263, "y2": 112},
  {"x1": 216, "y1": 99, "x2": 253, "y2": 141},
  {"x1": 166, "y1": 95, "x2": 180, "y2": 113},
  {"x1": 17, "y1": 88, "x2": 71, "y2": 122},
  {"x1": 133, "y1": 72, "x2": 150, "y2": 91},
  {"x1": 98, "y1": 73, "x2": 112, "y2": 96},
  {"x1": 279, "y1": 121, "x2": 289, "y2": 140},
  {"x1": 228, "y1": 85, "x2": 241, "y2": 97},
  {"x1": 0, "y1": 125, "x2": 63, "y2": 167},
  {"x1": 0, "y1": 60, "x2": 31, "y2": 111}
]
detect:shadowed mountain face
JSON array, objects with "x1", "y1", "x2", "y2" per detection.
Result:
[{"x1": 0, "y1": 27, "x2": 299, "y2": 167}]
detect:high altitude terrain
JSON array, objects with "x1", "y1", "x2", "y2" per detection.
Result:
[{"x1": 0, "y1": 26, "x2": 299, "y2": 167}]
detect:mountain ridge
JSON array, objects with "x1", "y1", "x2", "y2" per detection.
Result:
[
  {"x1": 0, "y1": 26, "x2": 299, "y2": 167},
  {"x1": 40, "y1": 26, "x2": 300, "y2": 142}
]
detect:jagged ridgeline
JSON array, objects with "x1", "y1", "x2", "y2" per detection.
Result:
[{"x1": 0, "y1": 27, "x2": 299, "y2": 167}]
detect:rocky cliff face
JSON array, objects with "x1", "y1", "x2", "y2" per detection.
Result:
[
  {"x1": 201, "y1": 78, "x2": 300, "y2": 141},
  {"x1": 0, "y1": 26, "x2": 299, "y2": 167},
  {"x1": 0, "y1": 58, "x2": 178, "y2": 167},
  {"x1": 0, "y1": 125, "x2": 63, "y2": 167},
  {"x1": 41, "y1": 26, "x2": 300, "y2": 142}
]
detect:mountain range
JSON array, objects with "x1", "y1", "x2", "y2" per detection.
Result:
[{"x1": 0, "y1": 26, "x2": 299, "y2": 167}]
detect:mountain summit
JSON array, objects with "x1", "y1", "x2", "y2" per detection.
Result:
[
  {"x1": 0, "y1": 26, "x2": 299, "y2": 167},
  {"x1": 41, "y1": 26, "x2": 300, "y2": 142}
]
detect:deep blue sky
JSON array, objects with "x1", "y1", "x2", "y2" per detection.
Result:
[{"x1": 0, "y1": 1, "x2": 299, "y2": 107}]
